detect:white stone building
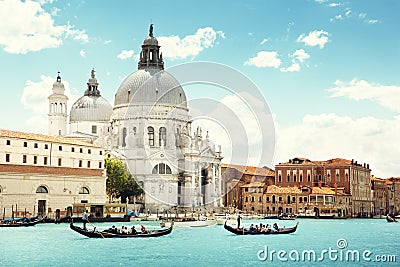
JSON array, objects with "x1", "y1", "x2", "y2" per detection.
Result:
[
  {"x1": 0, "y1": 129, "x2": 106, "y2": 218},
  {"x1": 46, "y1": 25, "x2": 224, "y2": 212}
]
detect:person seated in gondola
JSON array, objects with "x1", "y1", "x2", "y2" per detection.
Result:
[
  {"x1": 272, "y1": 223, "x2": 279, "y2": 232},
  {"x1": 141, "y1": 225, "x2": 147, "y2": 233},
  {"x1": 120, "y1": 226, "x2": 128, "y2": 234},
  {"x1": 130, "y1": 225, "x2": 137, "y2": 235},
  {"x1": 249, "y1": 224, "x2": 256, "y2": 233}
]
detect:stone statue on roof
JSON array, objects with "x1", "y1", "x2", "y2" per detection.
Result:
[{"x1": 149, "y1": 24, "x2": 154, "y2": 37}]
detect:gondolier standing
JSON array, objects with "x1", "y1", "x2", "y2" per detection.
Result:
[
  {"x1": 237, "y1": 214, "x2": 241, "y2": 228},
  {"x1": 82, "y1": 210, "x2": 88, "y2": 230}
]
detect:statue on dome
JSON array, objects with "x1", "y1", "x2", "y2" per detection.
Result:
[{"x1": 149, "y1": 24, "x2": 154, "y2": 37}]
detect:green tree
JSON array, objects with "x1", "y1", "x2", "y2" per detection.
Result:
[{"x1": 105, "y1": 158, "x2": 143, "y2": 202}]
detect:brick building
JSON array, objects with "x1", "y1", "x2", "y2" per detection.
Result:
[
  {"x1": 222, "y1": 163, "x2": 274, "y2": 211},
  {"x1": 275, "y1": 157, "x2": 372, "y2": 217}
]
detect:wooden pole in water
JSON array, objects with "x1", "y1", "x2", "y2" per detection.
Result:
[
  {"x1": 12, "y1": 205, "x2": 14, "y2": 220},
  {"x1": 16, "y1": 204, "x2": 18, "y2": 217},
  {"x1": 3, "y1": 207, "x2": 5, "y2": 220}
]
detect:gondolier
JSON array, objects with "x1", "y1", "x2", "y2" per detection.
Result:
[{"x1": 82, "y1": 210, "x2": 89, "y2": 230}]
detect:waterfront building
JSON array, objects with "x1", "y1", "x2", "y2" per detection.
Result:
[
  {"x1": 0, "y1": 129, "x2": 106, "y2": 219},
  {"x1": 46, "y1": 25, "x2": 223, "y2": 212},
  {"x1": 275, "y1": 157, "x2": 372, "y2": 217},
  {"x1": 221, "y1": 163, "x2": 275, "y2": 211}
]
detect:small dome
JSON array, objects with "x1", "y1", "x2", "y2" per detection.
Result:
[
  {"x1": 143, "y1": 36, "x2": 159, "y2": 46},
  {"x1": 70, "y1": 95, "x2": 112, "y2": 122},
  {"x1": 114, "y1": 69, "x2": 187, "y2": 108}
]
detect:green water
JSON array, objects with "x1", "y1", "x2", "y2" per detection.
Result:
[{"x1": 0, "y1": 219, "x2": 398, "y2": 266}]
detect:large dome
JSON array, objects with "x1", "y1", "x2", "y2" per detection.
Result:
[
  {"x1": 70, "y1": 95, "x2": 112, "y2": 122},
  {"x1": 114, "y1": 69, "x2": 187, "y2": 108}
]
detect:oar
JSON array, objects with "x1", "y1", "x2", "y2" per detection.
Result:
[{"x1": 87, "y1": 218, "x2": 105, "y2": 239}]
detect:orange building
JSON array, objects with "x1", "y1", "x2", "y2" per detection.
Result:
[{"x1": 221, "y1": 163, "x2": 274, "y2": 211}]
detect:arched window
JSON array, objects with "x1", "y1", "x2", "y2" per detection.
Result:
[
  {"x1": 36, "y1": 186, "x2": 48, "y2": 193},
  {"x1": 79, "y1": 187, "x2": 90, "y2": 194},
  {"x1": 148, "y1": 127, "x2": 154, "y2": 146},
  {"x1": 159, "y1": 127, "x2": 166, "y2": 146},
  {"x1": 122, "y1": 127, "x2": 127, "y2": 147},
  {"x1": 152, "y1": 163, "x2": 172, "y2": 174},
  {"x1": 0, "y1": 185, "x2": 2, "y2": 193}
]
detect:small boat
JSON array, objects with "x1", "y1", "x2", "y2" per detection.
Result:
[
  {"x1": 69, "y1": 222, "x2": 173, "y2": 238},
  {"x1": 278, "y1": 213, "x2": 295, "y2": 220},
  {"x1": 224, "y1": 221, "x2": 299, "y2": 235},
  {"x1": 161, "y1": 217, "x2": 216, "y2": 228},
  {"x1": 386, "y1": 215, "x2": 398, "y2": 223},
  {"x1": 213, "y1": 214, "x2": 236, "y2": 225},
  {"x1": 0, "y1": 217, "x2": 43, "y2": 227}
]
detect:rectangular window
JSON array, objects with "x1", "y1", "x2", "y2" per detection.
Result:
[
  {"x1": 87, "y1": 161, "x2": 91, "y2": 168},
  {"x1": 5, "y1": 154, "x2": 10, "y2": 162},
  {"x1": 92, "y1": 125, "x2": 97, "y2": 134},
  {"x1": 99, "y1": 162, "x2": 102, "y2": 168},
  {"x1": 44, "y1": 157, "x2": 48, "y2": 165},
  {"x1": 34, "y1": 143, "x2": 38, "y2": 148},
  {"x1": 23, "y1": 141, "x2": 27, "y2": 147},
  {"x1": 6, "y1": 140, "x2": 11, "y2": 145},
  {"x1": 88, "y1": 149, "x2": 91, "y2": 154},
  {"x1": 71, "y1": 147, "x2": 75, "y2": 152},
  {"x1": 59, "y1": 145, "x2": 62, "y2": 151},
  {"x1": 45, "y1": 144, "x2": 48, "y2": 149},
  {"x1": 33, "y1": 156, "x2": 37, "y2": 164},
  {"x1": 23, "y1": 155, "x2": 27, "y2": 163},
  {"x1": 79, "y1": 160, "x2": 82, "y2": 167},
  {"x1": 99, "y1": 151, "x2": 103, "y2": 155},
  {"x1": 58, "y1": 158, "x2": 62, "y2": 166},
  {"x1": 80, "y1": 148, "x2": 83, "y2": 153}
]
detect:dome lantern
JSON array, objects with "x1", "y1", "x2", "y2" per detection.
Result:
[{"x1": 138, "y1": 24, "x2": 164, "y2": 70}]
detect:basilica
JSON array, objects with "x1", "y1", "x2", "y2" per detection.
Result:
[{"x1": 49, "y1": 25, "x2": 223, "y2": 212}]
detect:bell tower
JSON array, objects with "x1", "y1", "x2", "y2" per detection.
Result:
[
  {"x1": 48, "y1": 72, "x2": 68, "y2": 136},
  {"x1": 138, "y1": 24, "x2": 164, "y2": 70}
]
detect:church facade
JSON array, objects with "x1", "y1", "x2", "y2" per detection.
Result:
[{"x1": 50, "y1": 25, "x2": 224, "y2": 212}]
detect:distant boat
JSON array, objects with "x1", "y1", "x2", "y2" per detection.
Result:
[
  {"x1": 69, "y1": 222, "x2": 173, "y2": 238},
  {"x1": 0, "y1": 217, "x2": 43, "y2": 227},
  {"x1": 64, "y1": 203, "x2": 130, "y2": 223},
  {"x1": 161, "y1": 217, "x2": 216, "y2": 228},
  {"x1": 213, "y1": 214, "x2": 236, "y2": 225},
  {"x1": 386, "y1": 215, "x2": 398, "y2": 223},
  {"x1": 224, "y1": 221, "x2": 299, "y2": 235},
  {"x1": 278, "y1": 213, "x2": 296, "y2": 220}
]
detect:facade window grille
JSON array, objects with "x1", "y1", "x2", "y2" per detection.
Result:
[{"x1": 148, "y1": 127, "x2": 154, "y2": 146}]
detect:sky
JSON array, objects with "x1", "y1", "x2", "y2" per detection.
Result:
[{"x1": 0, "y1": 0, "x2": 399, "y2": 177}]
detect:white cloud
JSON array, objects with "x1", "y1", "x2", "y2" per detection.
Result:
[
  {"x1": 367, "y1": 19, "x2": 380, "y2": 24},
  {"x1": 280, "y1": 63, "x2": 300, "y2": 73},
  {"x1": 297, "y1": 30, "x2": 329, "y2": 49},
  {"x1": 274, "y1": 113, "x2": 400, "y2": 177},
  {"x1": 20, "y1": 75, "x2": 80, "y2": 133},
  {"x1": 244, "y1": 51, "x2": 281, "y2": 68},
  {"x1": 104, "y1": 40, "x2": 112, "y2": 44},
  {"x1": 280, "y1": 49, "x2": 310, "y2": 73},
  {"x1": 117, "y1": 50, "x2": 134, "y2": 60},
  {"x1": 157, "y1": 27, "x2": 225, "y2": 60},
  {"x1": 260, "y1": 38, "x2": 269, "y2": 45},
  {"x1": 79, "y1": 49, "x2": 86, "y2": 57},
  {"x1": 292, "y1": 49, "x2": 310, "y2": 63},
  {"x1": 328, "y1": 79, "x2": 400, "y2": 112},
  {"x1": 330, "y1": 14, "x2": 344, "y2": 22},
  {"x1": 328, "y1": 3, "x2": 341, "y2": 7},
  {"x1": 0, "y1": 0, "x2": 88, "y2": 54}
]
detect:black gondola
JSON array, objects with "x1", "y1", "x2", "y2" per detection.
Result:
[
  {"x1": 386, "y1": 215, "x2": 398, "y2": 223},
  {"x1": 70, "y1": 222, "x2": 174, "y2": 238},
  {"x1": 0, "y1": 217, "x2": 43, "y2": 227},
  {"x1": 224, "y1": 221, "x2": 299, "y2": 235}
]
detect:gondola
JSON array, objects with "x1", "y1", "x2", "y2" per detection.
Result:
[
  {"x1": 224, "y1": 221, "x2": 299, "y2": 235},
  {"x1": 386, "y1": 215, "x2": 398, "y2": 223},
  {"x1": 70, "y1": 221, "x2": 174, "y2": 238},
  {"x1": 0, "y1": 217, "x2": 43, "y2": 227}
]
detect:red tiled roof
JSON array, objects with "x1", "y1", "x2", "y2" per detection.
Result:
[
  {"x1": 0, "y1": 129, "x2": 99, "y2": 147},
  {"x1": 222, "y1": 163, "x2": 275, "y2": 177}
]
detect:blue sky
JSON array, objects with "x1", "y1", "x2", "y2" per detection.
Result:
[{"x1": 0, "y1": 0, "x2": 399, "y2": 177}]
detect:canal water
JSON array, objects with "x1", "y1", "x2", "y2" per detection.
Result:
[{"x1": 0, "y1": 218, "x2": 398, "y2": 266}]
